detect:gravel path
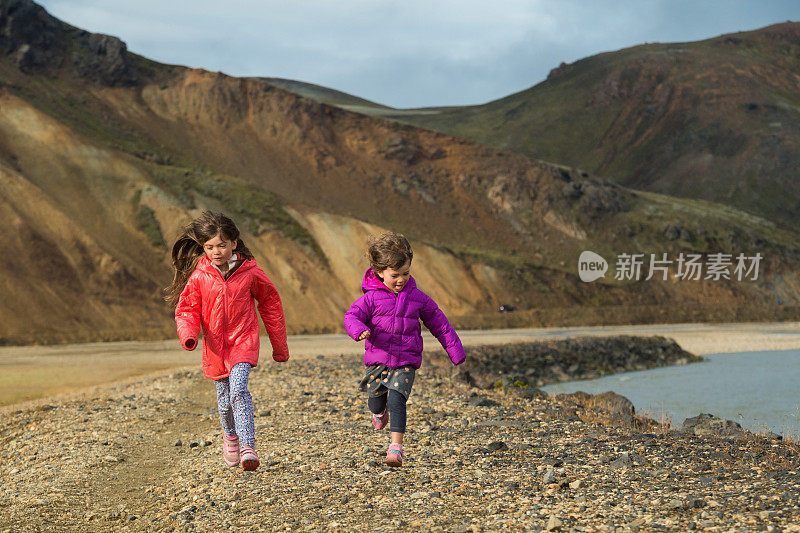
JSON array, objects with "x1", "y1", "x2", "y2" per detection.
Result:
[{"x1": 2, "y1": 350, "x2": 800, "y2": 532}]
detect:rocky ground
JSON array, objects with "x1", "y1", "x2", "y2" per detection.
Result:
[{"x1": 1, "y1": 342, "x2": 799, "y2": 532}]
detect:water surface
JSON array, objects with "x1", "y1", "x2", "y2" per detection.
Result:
[{"x1": 542, "y1": 349, "x2": 800, "y2": 437}]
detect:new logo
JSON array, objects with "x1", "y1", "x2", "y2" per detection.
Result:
[{"x1": 578, "y1": 251, "x2": 608, "y2": 282}]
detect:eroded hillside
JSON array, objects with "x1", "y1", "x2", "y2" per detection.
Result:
[{"x1": 0, "y1": 0, "x2": 798, "y2": 343}]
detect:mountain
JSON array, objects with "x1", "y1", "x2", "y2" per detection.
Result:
[
  {"x1": 0, "y1": 0, "x2": 798, "y2": 344},
  {"x1": 306, "y1": 23, "x2": 800, "y2": 231}
]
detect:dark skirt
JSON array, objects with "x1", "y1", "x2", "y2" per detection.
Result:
[{"x1": 358, "y1": 364, "x2": 416, "y2": 399}]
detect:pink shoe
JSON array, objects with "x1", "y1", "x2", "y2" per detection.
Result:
[
  {"x1": 372, "y1": 410, "x2": 389, "y2": 430},
  {"x1": 385, "y1": 443, "x2": 403, "y2": 467},
  {"x1": 222, "y1": 435, "x2": 239, "y2": 467},
  {"x1": 240, "y1": 445, "x2": 260, "y2": 471}
]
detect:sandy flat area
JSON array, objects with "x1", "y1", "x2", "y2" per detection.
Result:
[{"x1": 2, "y1": 321, "x2": 799, "y2": 407}]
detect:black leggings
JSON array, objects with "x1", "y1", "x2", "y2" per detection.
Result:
[{"x1": 367, "y1": 390, "x2": 407, "y2": 433}]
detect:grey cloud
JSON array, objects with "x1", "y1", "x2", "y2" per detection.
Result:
[{"x1": 36, "y1": 0, "x2": 800, "y2": 107}]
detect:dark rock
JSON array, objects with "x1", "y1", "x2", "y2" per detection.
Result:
[
  {"x1": 687, "y1": 498, "x2": 706, "y2": 509},
  {"x1": 468, "y1": 397, "x2": 500, "y2": 408},
  {"x1": 174, "y1": 440, "x2": 182, "y2": 447},
  {"x1": 563, "y1": 182, "x2": 583, "y2": 199},
  {"x1": 0, "y1": 0, "x2": 138, "y2": 85},
  {"x1": 664, "y1": 225, "x2": 681, "y2": 240},
  {"x1": 430, "y1": 336, "x2": 699, "y2": 394},
  {"x1": 667, "y1": 499, "x2": 685, "y2": 510},
  {"x1": 506, "y1": 387, "x2": 547, "y2": 401},
  {"x1": 662, "y1": 225, "x2": 693, "y2": 242},
  {"x1": 382, "y1": 136, "x2": 423, "y2": 165},
  {"x1": 501, "y1": 375, "x2": 530, "y2": 389},
  {"x1": 681, "y1": 413, "x2": 747, "y2": 438},
  {"x1": 583, "y1": 391, "x2": 637, "y2": 426},
  {"x1": 487, "y1": 441, "x2": 508, "y2": 452},
  {"x1": 610, "y1": 452, "x2": 649, "y2": 469},
  {"x1": 449, "y1": 365, "x2": 474, "y2": 386},
  {"x1": 427, "y1": 147, "x2": 446, "y2": 160},
  {"x1": 555, "y1": 391, "x2": 593, "y2": 406},
  {"x1": 135, "y1": 152, "x2": 172, "y2": 165},
  {"x1": 0, "y1": 0, "x2": 63, "y2": 71},
  {"x1": 577, "y1": 182, "x2": 628, "y2": 217},
  {"x1": 548, "y1": 61, "x2": 573, "y2": 80}
]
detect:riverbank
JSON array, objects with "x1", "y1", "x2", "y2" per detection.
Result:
[
  {"x1": 3, "y1": 321, "x2": 800, "y2": 407},
  {"x1": 2, "y1": 340, "x2": 800, "y2": 531},
  {"x1": 426, "y1": 336, "x2": 701, "y2": 389}
]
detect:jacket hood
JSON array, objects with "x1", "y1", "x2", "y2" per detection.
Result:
[{"x1": 361, "y1": 268, "x2": 417, "y2": 294}]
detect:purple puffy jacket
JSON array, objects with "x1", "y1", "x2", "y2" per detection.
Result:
[{"x1": 344, "y1": 268, "x2": 466, "y2": 369}]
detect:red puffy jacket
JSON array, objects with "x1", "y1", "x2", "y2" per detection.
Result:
[{"x1": 175, "y1": 255, "x2": 289, "y2": 380}]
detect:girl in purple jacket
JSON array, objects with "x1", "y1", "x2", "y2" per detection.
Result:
[{"x1": 344, "y1": 232, "x2": 465, "y2": 467}]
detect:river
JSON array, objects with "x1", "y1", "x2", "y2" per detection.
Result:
[{"x1": 542, "y1": 349, "x2": 800, "y2": 438}]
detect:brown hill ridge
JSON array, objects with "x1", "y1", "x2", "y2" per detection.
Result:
[
  {"x1": 1, "y1": 0, "x2": 799, "y2": 344},
  {"x1": 365, "y1": 22, "x2": 800, "y2": 230}
]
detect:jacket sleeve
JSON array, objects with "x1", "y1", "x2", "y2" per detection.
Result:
[
  {"x1": 175, "y1": 275, "x2": 201, "y2": 351},
  {"x1": 419, "y1": 293, "x2": 465, "y2": 365},
  {"x1": 251, "y1": 268, "x2": 290, "y2": 362},
  {"x1": 344, "y1": 294, "x2": 372, "y2": 341}
]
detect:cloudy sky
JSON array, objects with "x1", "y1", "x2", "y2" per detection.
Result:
[{"x1": 37, "y1": 0, "x2": 799, "y2": 108}]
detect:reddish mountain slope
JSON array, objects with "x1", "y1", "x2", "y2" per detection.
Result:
[{"x1": 0, "y1": 0, "x2": 798, "y2": 344}]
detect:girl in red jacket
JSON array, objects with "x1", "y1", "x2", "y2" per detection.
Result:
[{"x1": 165, "y1": 211, "x2": 290, "y2": 471}]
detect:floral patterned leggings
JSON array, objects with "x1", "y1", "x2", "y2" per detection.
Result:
[{"x1": 214, "y1": 362, "x2": 255, "y2": 447}]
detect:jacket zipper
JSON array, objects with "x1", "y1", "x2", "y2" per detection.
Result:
[
  {"x1": 391, "y1": 290, "x2": 400, "y2": 367},
  {"x1": 216, "y1": 260, "x2": 244, "y2": 366}
]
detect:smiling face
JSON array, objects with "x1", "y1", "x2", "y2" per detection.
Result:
[
  {"x1": 203, "y1": 233, "x2": 237, "y2": 269},
  {"x1": 376, "y1": 260, "x2": 411, "y2": 293}
]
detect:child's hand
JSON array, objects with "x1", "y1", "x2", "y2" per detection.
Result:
[{"x1": 358, "y1": 330, "x2": 370, "y2": 341}]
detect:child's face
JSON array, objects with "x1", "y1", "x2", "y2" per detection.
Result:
[
  {"x1": 376, "y1": 261, "x2": 411, "y2": 293},
  {"x1": 203, "y1": 233, "x2": 237, "y2": 267}
]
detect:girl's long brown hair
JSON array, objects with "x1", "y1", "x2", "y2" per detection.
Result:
[{"x1": 164, "y1": 211, "x2": 254, "y2": 307}]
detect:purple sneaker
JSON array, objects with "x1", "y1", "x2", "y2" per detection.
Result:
[
  {"x1": 222, "y1": 435, "x2": 239, "y2": 467},
  {"x1": 385, "y1": 443, "x2": 403, "y2": 467},
  {"x1": 371, "y1": 410, "x2": 389, "y2": 430}
]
